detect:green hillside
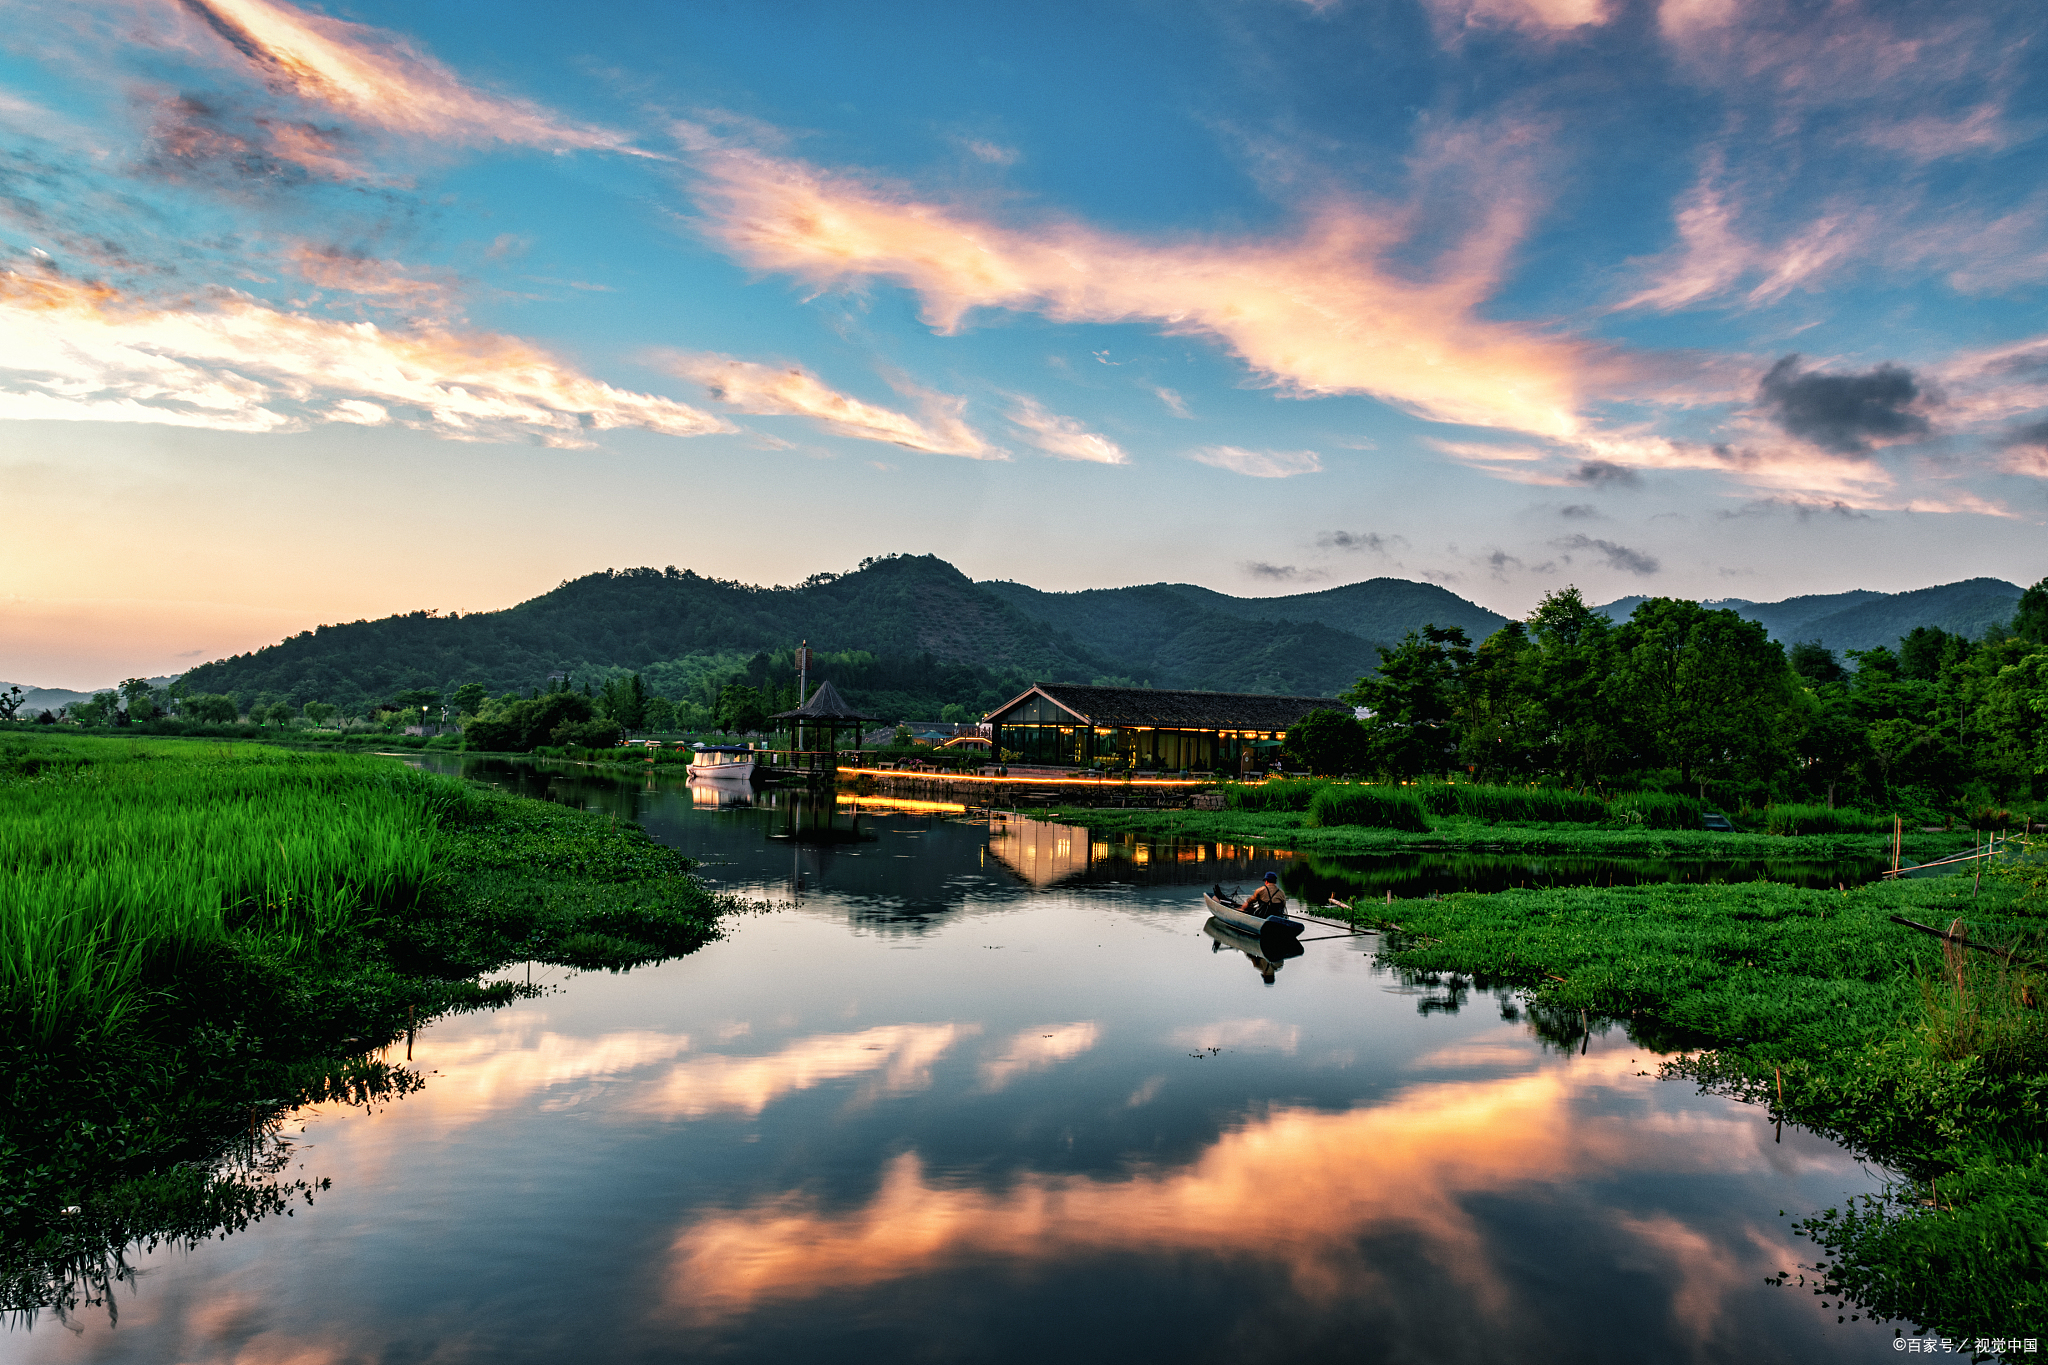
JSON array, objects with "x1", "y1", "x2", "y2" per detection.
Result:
[
  {"x1": 179, "y1": 556, "x2": 1110, "y2": 715},
  {"x1": 175, "y1": 556, "x2": 1521, "y2": 718}
]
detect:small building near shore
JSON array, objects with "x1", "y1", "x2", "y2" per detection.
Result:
[{"x1": 985, "y1": 683, "x2": 1340, "y2": 773}]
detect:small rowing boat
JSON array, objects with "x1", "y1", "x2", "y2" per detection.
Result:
[{"x1": 1203, "y1": 892, "x2": 1305, "y2": 945}]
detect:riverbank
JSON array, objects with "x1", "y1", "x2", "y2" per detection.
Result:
[
  {"x1": 1045, "y1": 804, "x2": 1976, "y2": 862},
  {"x1": 1311, "y1": 862, "x2": 2046, "y2": 1338},
  {"x1": 0, "y1": 734, "x2": 740, "y2": 1318}
]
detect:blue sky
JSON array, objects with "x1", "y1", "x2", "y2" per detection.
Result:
[{"x1": 2, "y1": 0, "x2": 2045, "y2": 686}]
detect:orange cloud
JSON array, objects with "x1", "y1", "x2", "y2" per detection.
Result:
[
  {"x1": 288, "y1": 243, "x2": 457, "y2": 314},
  {"x1": 165, "y1": 0, "x2": 641, "y2": 154},
  {"x1": 682, "y1": 135, "x2": 1602, "y2": 440},
  {"x1": 1004, "y1": 397, "x2": 1125, "y2": 464},
  {"x1": 663, "y1": 1049, "x2": 1785, "y2": 1324},
  {"x1": 668, "y1": 353, "x2": 1001, "y2": 458},
  {"x1": 0, "y1": 268, "x2": 730, "y2": 444}
]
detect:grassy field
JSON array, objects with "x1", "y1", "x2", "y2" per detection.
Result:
[
  {"x1": 1315, "y1": 860, "x2": 2048, "y2": 1338},
  {"x1": 0, "y1": 733, "x2": 737, "y2": 1319}
]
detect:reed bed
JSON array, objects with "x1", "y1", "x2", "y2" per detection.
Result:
[
  {"x1": 1305, "y1": 785, "x2": 1430, "y2": 831},
  {"x1": 1607, "y1": 791, "x2": 1706, "y2": 829},
  {"x1": 1, "y1": 738, "x2": 438, "y2": 1041},
  {"x1": 1413, "y1": 783, "x2": 1609, "y2": 823},
  {"x1": 1759, "y1": 803, "x2": 1893, "y2": 836}
]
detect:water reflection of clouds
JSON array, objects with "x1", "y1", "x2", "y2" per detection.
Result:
[
  {"x1": 664, "y1": 1051, "x2": 1793, "y2": 1332},
  {"x1": 976, "y1": 1022, "x2": 1100, "y2": 1090},
  {"x1": 1170, "y1": 1017, "x2": 1301, "y2": 1054},
  {"x1": 634, "y1": 1023, "x2": 978, "y2": 1118}
]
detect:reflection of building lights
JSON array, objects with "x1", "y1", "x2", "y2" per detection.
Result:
[
  {"x1": 1090, "y1": 841, "x2": 1109, "y2": 860},
  {"x1": 1133, "y1": 845, "x2": 1150, "y2": 865}
]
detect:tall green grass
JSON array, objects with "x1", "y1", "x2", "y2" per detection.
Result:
[
  {"x1": 1, "y1": 737, "x2": 438, "y2": 1041},
  {"x1": 1760, "y1": 803, "x2": 1893, "y2": 836},
  {"x1": 1413, "y1": 783, "x2": 1609, "y2": 823},
  {"x1": 1305, "y1": 785, "x2": 1430, "y2": 831},
  {"x1": 1608, "y1": 791, "x2": 1705, "y2": 829},
  {"x1": 1225, "y1": 779, "x2": 1326, "y2": 812}
]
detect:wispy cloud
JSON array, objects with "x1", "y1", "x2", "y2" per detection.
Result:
[
  {"x1": 1005, "y1": 397, "x2": 1125, "y2": 464},
  {"x1": 1551, "y1": 534, "x2": 1660, "y2": 575},
  {"x1": 0, "y1": 268, "x2": 727, "y2": 443},
  {"x1": 670, "y1": 353, "x2": 1001, "y2": 458},
  {"x1": 1152, "y1": 385, "x2": 1192, "y2": 418},
  {"x1": 1242, "y1": 561, "x2": 1327, "y2": 582},
  {"x1": 1189, "y1": 446, "x2": 1322, "y2": 478},
  {"x1": 680, "y1": 128, "x2": 1608, "y2": 440},
  {"x1": 163, "y1": 0, "x2": 643, "y2": 155},
  {"x1": 1316, "y1": 529, "x2": 1406, "y2": 552}
]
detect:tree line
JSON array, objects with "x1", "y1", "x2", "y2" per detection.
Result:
[{"x1": 1284, "y1": 579, "x2": 2048, "y2": 815}]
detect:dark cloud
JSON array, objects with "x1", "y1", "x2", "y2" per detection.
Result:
[
  {"x1": 1717, "y1": 497, "x2": 1871, "y2": 522},
  {"x1": 1315, "y1": 530, "x2": 1406, "y2": 553},
  {"x1": 1756, "y1": 354, "x2": 1933, "y2": 453},
  {"x1": 140, "y1": 93, "x2": 359, "y2": 192},
  {"x1": 1242, "y1": 561, "x2": 1322, "y2": 581},
  {"x1": 1486, "y1": 550, "x2": 1522, "y2": 577},
  {"x1": 1557, "y1": 503, "x2": 1598, "y2": 519},
  {"x1": 1571, "y1": 460, "x2": 1642, "y2": 487},
  {"x1": 1552, "y1": 534, "x2": 1660, "y2": 576},
  {"x1": 2000, "y1": 417, "x2": 2048, "y2": 449}
]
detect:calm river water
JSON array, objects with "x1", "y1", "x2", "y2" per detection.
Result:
[{"x1": 8, "y1": 757, "x2": 1905, "y2": 1364}]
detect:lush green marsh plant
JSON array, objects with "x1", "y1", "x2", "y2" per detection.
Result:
[
  {"x1": 1760, "y1": 803, "x2": 1894, "y2": 836},
  {"x1": 1305, "y1": 784, "x2": 1430, "y2": 831},
  {"x1": 1608, "y1": 791, "x2": 1706, "y2": 829}
]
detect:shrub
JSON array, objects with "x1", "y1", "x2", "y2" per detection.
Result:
[
  {"x1": 1305, "y1": 784, "x2": 1430, "y2": 831},
  {"x1": 1608, "y1": 791, "x2": 1705, "y2": 829}
]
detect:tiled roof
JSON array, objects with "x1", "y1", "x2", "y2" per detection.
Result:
[{"x1": 990, "y1": 683, "x2": 1340, "y2": 730}]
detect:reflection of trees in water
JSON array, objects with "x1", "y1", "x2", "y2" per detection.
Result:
[{"x1": 2, "y1": 1060, "x2": 423, "y2": 1327}]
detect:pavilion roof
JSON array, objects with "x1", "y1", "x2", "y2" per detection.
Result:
[{"x1": 769, "y1": 679, "x2": 882, "y2": 723}]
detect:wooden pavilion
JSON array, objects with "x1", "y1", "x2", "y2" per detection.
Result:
[{"x1": 768, "y1": 680, "x2": 882, "y2": 776}]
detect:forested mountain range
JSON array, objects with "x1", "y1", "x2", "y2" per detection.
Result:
[
  {"x1": 167, "y1": 554, "x2": 2038, "y2": 720},
  {"x1": 1593, "y1": 578, "x2": 2025, "y2": 652}
]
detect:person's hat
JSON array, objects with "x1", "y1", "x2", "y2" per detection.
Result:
[{"x1": 1263, "y1": 872, "x2": 1277, "y2": 882}]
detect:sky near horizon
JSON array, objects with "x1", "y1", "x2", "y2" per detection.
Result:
[{"x1": 3, "y1": 0, "x2": 2046, "y2": 689}]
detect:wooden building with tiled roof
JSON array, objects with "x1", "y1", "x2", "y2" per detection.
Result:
[{"x1": 985, "y1": 683, "x2": 1340, "y2": 774}]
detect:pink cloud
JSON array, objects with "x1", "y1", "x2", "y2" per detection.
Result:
[
  {"x1": 160, "y1": 0, "x2": 641, "y2": 154},
  {"x1": 680, "y1": 132, "x2": 1606, "y2": 441},
  {"x1": 1005, "y1": 397, "x2": 1125, "y2": 464},
  {"x1": 0, "y1": 268, "x2": 729, "y2": 444},
  {"x1": 1423, "y1": 0, "x2": 1611, "y2": 37},
  {"x1": 668, "y1": 353, "x2": 1001, "y2": 458}
]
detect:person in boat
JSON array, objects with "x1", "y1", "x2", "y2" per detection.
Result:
[{"x1": 1243, "y1": 872, "x2": 1286, "y2": 914}]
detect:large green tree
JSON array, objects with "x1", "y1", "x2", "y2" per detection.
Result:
[
  {"x1": 1344, "y1": 625, "x2": 1472, "y2": 778},
  {"x1": 1607, "y1": 599, "x2": 1794, "y2": 791}
]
